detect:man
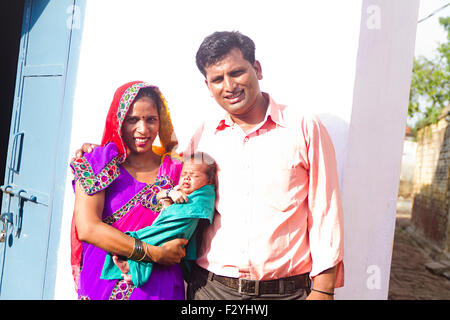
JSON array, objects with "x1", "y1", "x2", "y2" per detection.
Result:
[
  {"x1": 185, "y1": 31, "x2": 344, "y2": 300},
  {"x1": 77, "y1": 31, "x2": 344, "y2": 300}
]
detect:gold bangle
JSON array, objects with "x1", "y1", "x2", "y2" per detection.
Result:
[
  {"x1": 139, "y1": 243, "x2": 148, "y2": 262},
  {"x1": 135, "y1": 239, "x2": 144, "y2": 261},
  {"x1": 143, "y1": 243, "x2": 150, "y2": 262},
  {"x1": 137, "y1": 242, "x2": 147, "y2": 262},
  {"x1": 127, "y1": 238, "x2": 136, "y2": 259},
  {"x1": 129, "y1": 238, "x2": 145, "y2": 261}
]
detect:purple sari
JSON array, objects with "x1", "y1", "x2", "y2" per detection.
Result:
[{"x1": 71, "y1": 142, "x2": 184, "y2": 300}]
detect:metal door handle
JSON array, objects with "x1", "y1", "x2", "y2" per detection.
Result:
[
  {"x1": 9, "y1": 132, "x2": 24, "y2": 174},
  {"x1": 0, "y1": 185, "x2": 13, "y2": 195},
  {"x1": 14, "y1": 190, "x2": 33, "y2": 238},
  {"x1": 0, "y1": 185, "x2": 37, "y2": 203}
]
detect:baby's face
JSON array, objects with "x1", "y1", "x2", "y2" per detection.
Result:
[{"x1": 178, "y1": 162, "x2": 210, "y2": 195}]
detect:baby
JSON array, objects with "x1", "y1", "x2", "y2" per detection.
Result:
[
  {"x1": 101, "y1": 152, "x2": 217, "y2": 286},
  {"x1": 157, "y1": 151, "x2": 217, "y2": 208}
]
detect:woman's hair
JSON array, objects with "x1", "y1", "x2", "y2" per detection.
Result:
[
  {"x1": 195, "y1": 31, "x2": 256, "y2": 77},
  {"x1": 183, "y1": 151, "x2": 217, "y2": 184},
  {"x1": 133, "y1": 86, "x2": 163, "y2": 116}
]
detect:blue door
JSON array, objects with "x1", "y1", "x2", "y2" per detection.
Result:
[{"x1": 0, "y1": 0, "x2": 83, "y2": 299}]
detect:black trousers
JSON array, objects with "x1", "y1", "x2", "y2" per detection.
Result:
[{"x1": 187, "y1": 264, "x2": 310, "y2": 300}]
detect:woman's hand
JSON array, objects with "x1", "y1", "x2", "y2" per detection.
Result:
[
  {"x1": 147, "y1": 238, "x2": 188, "y2": 265},
  {"x1": 169, "y1": 189, "x2": 188, "y2": 204}
]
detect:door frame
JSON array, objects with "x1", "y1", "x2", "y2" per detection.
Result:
[
  {"x1": 1, "y1": 0, "x2": 86, "y2": 299},
  {"x1": 42, "y1": 0, "x2": 86, "y2": 299}
]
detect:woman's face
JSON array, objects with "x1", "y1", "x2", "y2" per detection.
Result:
[{"x1": 122, "y1": 96, "x2": 160, "y2": 156}]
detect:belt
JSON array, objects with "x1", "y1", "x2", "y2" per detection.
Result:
[{"x1": 201, "y1": 267, "x2": 310, "y2": 296}]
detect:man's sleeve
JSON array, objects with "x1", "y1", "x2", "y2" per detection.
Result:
[{"x1": 304, "y1": 116, "x2": 344, "y2": 287}]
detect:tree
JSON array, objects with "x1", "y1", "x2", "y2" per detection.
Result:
[{"x1": 408, "y1": 17, "x2": 449, "y2": 130}]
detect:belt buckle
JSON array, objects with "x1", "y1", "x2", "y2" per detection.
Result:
[{"x1": 238, "y1": 278, "x2": 259, "y2": 296}]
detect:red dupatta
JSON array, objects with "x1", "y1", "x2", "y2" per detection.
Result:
[
  {"x1": 101, "y1": 80, "x2": 178, "y2": 160},
  {"x1": 70, "y1": 81, "x2": 178, "y2": 291}
]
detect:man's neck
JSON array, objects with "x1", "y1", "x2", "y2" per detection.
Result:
[{"x1": 230, "y1": 93, "x2": 269, "y2": 134}]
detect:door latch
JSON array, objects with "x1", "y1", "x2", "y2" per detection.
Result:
[
  {"x1": 0, "y1": 185, "x2": 37, "y2": 240},
  {"x1": 0, "y1": 212, "x2": 13, "y2": 243}
]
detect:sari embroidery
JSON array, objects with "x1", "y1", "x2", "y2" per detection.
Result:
[
  {"x1": 109, "y1": 280, "x2": 135, "y2": 300},
  {"x1": 102, "y1": 174, "x2": 175, "y2": 226},
  {"x1": 117, "y1": 83, "x2": 151, "y2": 127},
  {"x1": 71, "y1": 155, "x2": 121, "y2": 195}
]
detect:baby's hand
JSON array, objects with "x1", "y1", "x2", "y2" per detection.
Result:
[
  {"x1": 169, "y1": 188, "x2": 188, "y2": 204},
  {"x1": 112, "y1": 255, "x2": 133, "y2": 285}
]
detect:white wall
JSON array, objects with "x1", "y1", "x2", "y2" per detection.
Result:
[
  {"x1": 337, "y1": 0, "x2": 419, "y2": 299},
  {"x1": 400, "y1": 139, "x2": 417, "y2": 183},
  {"x1": 54, "y1": 0, "x2": 418, "y2": 299}
]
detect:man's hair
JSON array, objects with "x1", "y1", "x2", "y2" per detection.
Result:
[
  {"x1": 195, "y1": 31, "x2": 256, "y2": 77},
  {"x1": 183, "y1": 151, "x2": 217, "y2": 184}
]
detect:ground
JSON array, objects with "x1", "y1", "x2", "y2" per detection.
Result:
[{"x1": 388, "y1": 198, "x2": 450, "y2": 300}]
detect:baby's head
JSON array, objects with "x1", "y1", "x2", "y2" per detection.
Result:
[{"x1": 179, "y1": 152, "x2": 217, "y2": 195}]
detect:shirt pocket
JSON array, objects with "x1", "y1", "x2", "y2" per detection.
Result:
[{"x1": 258, "y1": 151, "x2": 305, "y2": 211}]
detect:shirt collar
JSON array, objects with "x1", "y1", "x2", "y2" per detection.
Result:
[{"x1": 215, "y1": 92, "x2": 287, "y2": 131}]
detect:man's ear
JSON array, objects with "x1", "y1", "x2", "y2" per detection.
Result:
[
  {"x1": 253, "y1": 60, "x2": 263, "y2": 80},
  {"x1": 204, "y1": 79, "x2": 214, "y2": 97}
]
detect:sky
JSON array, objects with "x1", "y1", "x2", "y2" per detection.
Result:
[
  {"x1": 407, "y1": 0, "x2": 449, "y2": 126},
  {"x1": 414, "y1": 0, "x2": 449, "y2": 58}
]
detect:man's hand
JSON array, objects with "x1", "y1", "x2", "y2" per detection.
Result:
[
  {"x1": 71, "y1": 143, "x2": 99, "y2": 161},
  {"x1": 149, "y1": 238, "x2": 188, "y2": 265},
  {"x1": 306, "y1": 266, "x2": 336, "y2": 300},
  {"x1": 306, "y1": 289, "x2": 334, "y2": 300}
]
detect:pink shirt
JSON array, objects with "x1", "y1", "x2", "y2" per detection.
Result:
[{"x1": 186, "y1": 93, "x2": 344, "y2": 286}]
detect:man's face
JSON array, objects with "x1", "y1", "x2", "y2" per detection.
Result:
[{"x1": 204, "y1": 48, "x2": 263, "y2": 117}]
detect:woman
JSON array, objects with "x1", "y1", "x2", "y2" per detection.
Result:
[{"x1": 70, "y1": 81, "x2": 187, "y2": 300}]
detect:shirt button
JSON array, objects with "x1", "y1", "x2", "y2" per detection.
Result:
[{"x1": 244, "y1": 137, "x2": 249, "y2": 142}]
